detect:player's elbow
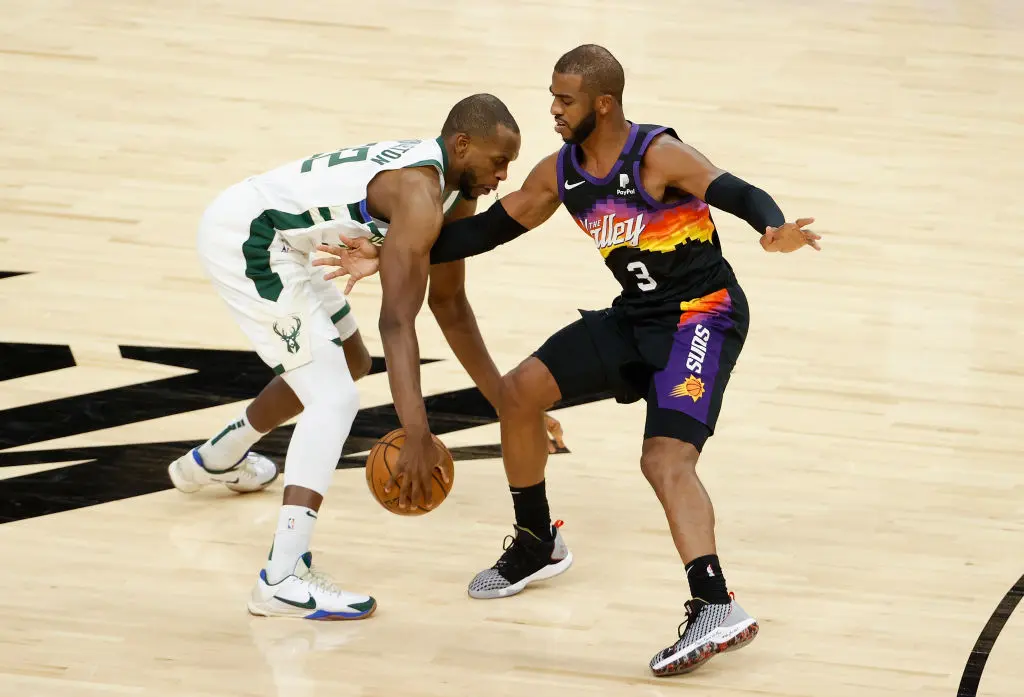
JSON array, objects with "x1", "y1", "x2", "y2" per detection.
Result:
[
  {"x1": 428, "y1": 289, "x2": 470, "y2": 326},
  {"x1": 378, "y1": 304, "x2": 413, "y2": 338}
]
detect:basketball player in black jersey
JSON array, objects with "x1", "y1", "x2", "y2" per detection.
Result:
[{"x1": 315, "y1": 45, "x2": 819, "y2": 676}]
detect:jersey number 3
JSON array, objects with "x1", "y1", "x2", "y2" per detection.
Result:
[{"x1": 627, "y1": 261, "x2": 658, "y2": 292}]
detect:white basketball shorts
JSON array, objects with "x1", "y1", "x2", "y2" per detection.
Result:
[{"x1": 195, "y1": 180, "x2": 358, "y2": 374}]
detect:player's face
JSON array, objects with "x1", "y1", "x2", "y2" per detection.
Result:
[
  {"x1": 455, "y1": 125, "x2": 520, "y2": 200},
  {"x1": 550, "y1": 73, "x2": 597, "y2": 144}
]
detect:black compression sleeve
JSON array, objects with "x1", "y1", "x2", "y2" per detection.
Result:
[
  {"x1": 429, "y1": 199, "x2": 528, "y2": 264},
  {"x1": 703, "y1": 172, "x2": 785, "y2": 235}
]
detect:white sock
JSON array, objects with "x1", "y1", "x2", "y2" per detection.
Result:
[
  {"x1": 266, "y1": 505, "x2": 318, "y2": 584},
  {"x1": 197, "y1": 411, "x2": 265, "y2": 471}
]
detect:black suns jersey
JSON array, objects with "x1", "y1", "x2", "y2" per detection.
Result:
[{"x1": 556, "y1": 122, "x2": 736, "y2": 314}]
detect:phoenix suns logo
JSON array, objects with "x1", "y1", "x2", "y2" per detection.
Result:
[{"x1": 670, "y1": 375, "x2": 705, "y2": 402}]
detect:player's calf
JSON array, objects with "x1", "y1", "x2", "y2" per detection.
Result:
[
  {"x1": 639, "y1": 436, "x2": 759, "y2": 675},
  {"x1": 639, "y1": 437, "x2": 718, "y2": 571},
  {"x1": 167, "y1": 332, "x2": 368, "y2": 496},
  {"x1": 339, "y1": 330, "x2": 372, "y2": 381},
  {"x1": 498, "y1": 357, "x2": 561, "y2": 488}
]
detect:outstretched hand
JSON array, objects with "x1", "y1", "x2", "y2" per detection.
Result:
[
  {"x1": 312, "y1": 235, "x2": 381, "y2": 293},
  {"x1": 545, "y1": 413, "x2": 567, "y2": 454},
  {"x1": 760, "y1": 218, "x2": 821, "y2": 253}
]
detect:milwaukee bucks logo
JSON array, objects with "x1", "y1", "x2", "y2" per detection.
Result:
[{"x1": 272, "y1": 317, "x2": 302, "y2": 354}]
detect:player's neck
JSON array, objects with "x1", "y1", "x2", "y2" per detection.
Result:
[{"x1": 578, "y1": 119, "x2": 631, "y2": 175}]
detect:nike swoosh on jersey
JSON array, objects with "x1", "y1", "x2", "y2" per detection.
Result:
[
  {"x1": 564, "y1": 180, "x2": 586, "y2": 189},
  {"x1": 274, "y1": 594, "x2": 317, "y2": 610}
]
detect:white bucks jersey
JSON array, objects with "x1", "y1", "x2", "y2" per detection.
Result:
[{"x1": 245, "y1": 137, "x2": 459, "y2": 255}]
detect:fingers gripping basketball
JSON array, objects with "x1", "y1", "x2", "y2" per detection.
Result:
[{"x1": 365, "y1": 428, "x2": 454, "y2": 516}]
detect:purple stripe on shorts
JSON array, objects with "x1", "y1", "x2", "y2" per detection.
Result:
[{"x1": 653, "y1": 311, "x2": 734, "y2": 425}]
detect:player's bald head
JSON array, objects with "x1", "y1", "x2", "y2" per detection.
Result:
[
  {"x1": 553, "y1": 44, "x2": 625, "y2": 103},
  {"x1": 441, "y1": 93, "x2": 520, "y2": 139},
  {"x1": 442, "y1": 94, "x2": 521, "y2": 202}
]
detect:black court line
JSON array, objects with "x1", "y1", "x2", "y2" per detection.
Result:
[{"x1": 957, "y1": 572, "x2": 1024, "y2": 697}]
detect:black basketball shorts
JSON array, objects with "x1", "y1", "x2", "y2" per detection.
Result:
[{"x1": 533, "y1": 285, "x2": 749, "y2": 452}]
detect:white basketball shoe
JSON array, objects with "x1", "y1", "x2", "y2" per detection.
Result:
[
  {"x1": 247, "y1": 552, "x2": 377, "y2": 621},
  {"x1": 168, "y1": 448, "x2": 279, "y2": 494}
]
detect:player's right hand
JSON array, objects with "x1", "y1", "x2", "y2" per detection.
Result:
[
  {"x1": 760, "y1": 218, "x2": 821, "y2": 253},
  {"x1": 313, "y1": 235, "x2": 381, "y2": 293},
  {"x1": 545, "y1": 413, "x2": 567, "y2": 453},
  {"x1": 386, "y1": 429, "x2": 446, "y2": 510}
]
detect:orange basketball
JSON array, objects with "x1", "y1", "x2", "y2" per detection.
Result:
[{"x1": 365, "y1": 428, "x2": 454, "y2": 516}]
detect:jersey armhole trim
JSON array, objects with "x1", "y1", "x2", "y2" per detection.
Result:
[
  {"x1": 434, "y1": 136, "x2": 449, "y2": 172},
  {"x1": 442, "y1": 191, "x2": 461, "y2": 216},
  {"x1": 637, "y1": 126, "x2": 669, "y2": 158},
  {"x1": 404, "y1": 158, "x2": 444, "y2": 173},
  {"x1": 403, "y1": 158, "x2": 445, "y2": 192}
]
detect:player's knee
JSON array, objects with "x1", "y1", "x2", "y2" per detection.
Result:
[
  {"x1": 327, "y1": 377, "x2": 360, "y2": 416},
  {"x1": 499, "y1": 358, "x2": 559, "y2": 414},
  {"x1": 284, "y1": 349, "x2": 361, "y2": 416},
  {"x1": 500, "y1": 371, "x2": 544, "y2": 415},
  {"x1": 314, "y1": 360, "x2": 360, "y2": 416},
  {"x1": 640, "y1": 438, "x2": 700, "y2": 493}
]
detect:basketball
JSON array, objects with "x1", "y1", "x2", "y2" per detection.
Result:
[{"x1": 365, "y1": 428, "x2": 455, "y2": 516}]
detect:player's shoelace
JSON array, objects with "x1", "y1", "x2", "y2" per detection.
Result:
[
  {"x1": 676, "y1": 599, "x2": 702, "y2": 640},
  {"x1": 675, "y1": 598, "x2": 732, "y2": 644},
  {"x1": 492, "y1": 527, "x2": 552, "y2": 580},
  {"x1": 234, "y1": 455, "x2": 265, "y2": 481},
  {"x1": 304, "y1": 566, "x2": 343, "y2": 596}
]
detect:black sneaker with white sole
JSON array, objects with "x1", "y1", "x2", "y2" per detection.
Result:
[{"x1": 467, "y1": 520, "x2": 573, "y2": 599}]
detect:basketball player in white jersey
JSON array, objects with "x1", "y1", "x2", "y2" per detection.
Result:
[{"x1": 167, "y1": 94, "x2": 531, "y2": 620}]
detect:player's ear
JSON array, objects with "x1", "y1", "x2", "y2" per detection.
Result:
[
  {"x1": 595, "y1": 94, "x2": 615, "y2": 115},
  {"x1": 453, "y1": 133, "x2": 471, "y2": 159}
]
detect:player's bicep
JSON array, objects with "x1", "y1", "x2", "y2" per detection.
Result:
[
  {"x1": 378, "y1": 178, "x2": 443, "y2": 323},
  {"x1": 654, "y1": 137, "x2": 726, "y2": 201},
  {"x1": 381, "y1": 171, "x2": 444, "y2": 253},
  {"x1": 499, "y1": 152, "x2": 562, "y2": 230}
]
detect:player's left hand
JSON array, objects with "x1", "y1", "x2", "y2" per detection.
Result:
[
  {"x1": 545, "y1": 413, "x2": 567, "y2": 453},
  {"x1": 313, "y1": 235, "x2": 381, "y2": 293},
  {"x1": 760, "y1": 218, "x2": 821, "y2": 253}
]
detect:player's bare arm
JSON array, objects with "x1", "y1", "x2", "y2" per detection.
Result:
[
  {"x1": 313, "y1": 152, "x2": 564, "y2": 278},
  {"x1": 497, "y1": 151, "x2": 563, "y2": 229},
  {"x1": 427, "y1": 196, "x2": 506, "y2": 410},
  {"x1": 430, "y1": 151, "x2": 563, "y2": 262},
  {"x1": 370, "y1": 165, "x2": 448, "y2": 510},
  {"x1": 643, "y1": 135, "x2": 821, "y2": 253},
  {"x1": 314, "y1": 156, "x2": 568, "y2": 451},
  {"x1": 428, "y1": 194, "x2": 567, "y2": 453}
]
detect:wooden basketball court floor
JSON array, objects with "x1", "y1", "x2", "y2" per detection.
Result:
[{"x1": 1, "y1": 1, "x2": 1022, "y2": 695}]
